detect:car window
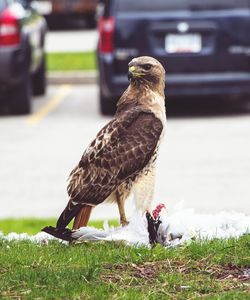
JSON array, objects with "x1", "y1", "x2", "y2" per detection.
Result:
[
  {"x1": 6, "y1": 0, "x2": 16, "y2": 4},
  {"x1": 0, "y1": 0, "x2": 7, "y2": 12},
  {"x1": 16, "y1": 0, "x2": 28, "y2": 6},
  {"x1": 117, "y1": 0, "x2": 250, "y2": 12}
]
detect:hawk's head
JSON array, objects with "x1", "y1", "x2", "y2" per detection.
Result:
[{"x1": 128, "y1": 56, "x2": 165, "y2": 87}]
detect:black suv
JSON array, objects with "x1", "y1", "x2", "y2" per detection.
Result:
[
  {"x1": 0, "y1": 0, "x2": 47, "y2": 114},
  {"x1": 97, "y1": 0, "x2": 250, "y2": 115}
]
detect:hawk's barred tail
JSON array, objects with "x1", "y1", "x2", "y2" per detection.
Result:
[
  {"x1": 56, "y1": 204, "x2": 82, "y2": 230},
  {"x1": 42, "y1": 226, "x2": 73, "y2": 242},
  {"x1": 41, "y1": 205, "x2": 92, "y2": 242},
  {"x1": 73, "y1": 205, "x2": 93, "y2": 229}
]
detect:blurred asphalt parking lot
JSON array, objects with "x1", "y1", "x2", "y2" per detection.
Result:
[{"x1": 1, "y1": 83, "x2": 250, "y2": 220}]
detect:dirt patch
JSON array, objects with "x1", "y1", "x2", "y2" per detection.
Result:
[
  {"x1": 0, "y1": 267, "x2": 8, "y2": 274},
  {"x1": 101, "y1": 260, "x2": 250, "y2": 284},
  {"x1": 206, "y1": 265, "x2": 249, "y2": 281}
]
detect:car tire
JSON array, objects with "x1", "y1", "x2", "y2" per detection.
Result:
[
  {"x1": 100, "y1": 93, "x2": 116, "y2": 115},
  {"x1": 10, "y1": 76, "x2": 32, "y2": 115},
  {"x1": 33, "y1": 54, "x2": 46, "y2": 96}
]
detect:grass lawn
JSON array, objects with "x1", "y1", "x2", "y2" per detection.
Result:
[
  {"x1": 0, "y1": 219, "x2": 249, "y2": 299},
  {"x1": 47, "y1": 52, "x2": 96, "y2": 71}
]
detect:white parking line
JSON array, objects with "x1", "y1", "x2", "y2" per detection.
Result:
[{"x1": 25, "y1": 84, "x2": 72, "y2": 126}]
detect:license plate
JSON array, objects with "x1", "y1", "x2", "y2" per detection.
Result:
[
  {"x1": 165, "y1": 34, "x2": 202, "y2": 53},
  {"x1": 31, "y1": 1, "x2": 52, "y2": 15}
]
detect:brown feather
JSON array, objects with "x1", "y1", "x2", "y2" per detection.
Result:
[
  {"x1": 50, "y1": 56, "x2": 166, "y2": 233},
  {"x1": 57, "y1": 108, "x2": 163, "y2": 228},
  {"x1": 73, "y1": 205, "x2": 93, "y2": 229}
]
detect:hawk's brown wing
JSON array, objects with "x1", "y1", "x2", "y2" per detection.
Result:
[{"x1": 57, "y1": 107, "x2": 163, "y2": 228}]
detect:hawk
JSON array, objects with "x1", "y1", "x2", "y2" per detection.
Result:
[{"x1": 43, "y1": 56, "x2": 166, "y2": 240}]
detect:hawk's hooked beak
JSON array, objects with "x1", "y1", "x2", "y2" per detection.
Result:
[{"x1": 128, "y1": 65, "x2": 142, "y2": 80}]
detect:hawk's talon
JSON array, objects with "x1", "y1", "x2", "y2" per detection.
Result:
[{"x1": 120, "y1": 219, "x2": 129, "y2": 227}]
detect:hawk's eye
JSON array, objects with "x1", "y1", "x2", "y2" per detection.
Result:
[{"x1": 143, "y1": 64, "x2": 152, "y2": 71}]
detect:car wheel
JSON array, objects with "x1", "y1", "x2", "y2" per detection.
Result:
[
  {"x1": 10, "y1": 76, "x2": 32, "y2": 115},
  {"x1": 33, "y1": 54, "x2": 46, "y2": 96},
  {"x1": 100, "y1": 93, "x2": 116, "y2": 115}
]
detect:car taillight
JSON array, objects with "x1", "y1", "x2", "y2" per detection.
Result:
[
  {"x1": 98, "y1": 17, "x2": 115, "y2": 54},
  {"x1": 0, "y1": 8, "x2": 20, "y2": 46}
]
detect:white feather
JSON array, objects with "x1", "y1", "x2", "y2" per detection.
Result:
[{"x1": 1, "y1": 208, "x2": 249, "y2": 246}]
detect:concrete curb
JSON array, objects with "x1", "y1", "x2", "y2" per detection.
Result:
[{"x1": 48, "y1": 71, "x2": 97, "y2": 85}]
